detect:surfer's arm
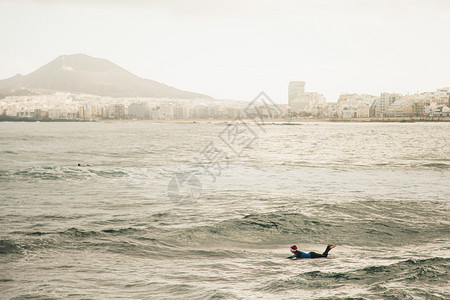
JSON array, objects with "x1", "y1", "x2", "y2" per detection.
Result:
[{"x1": 286, "y1": 255, "x2": 296, "y2": 259}]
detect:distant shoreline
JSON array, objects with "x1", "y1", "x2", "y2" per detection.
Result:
[
  {"x1": 0, "y1": 116, "x2": 92, "y2": 122},
  {"x1": 1, "y1": 116, "x2": 450, "y2": 123}
]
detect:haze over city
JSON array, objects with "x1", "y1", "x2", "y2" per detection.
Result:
[{"x1": 1, "y1": 0, "x2": 450, "y2": 102}]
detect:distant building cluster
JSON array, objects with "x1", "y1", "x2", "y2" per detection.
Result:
[
  {"x1": 1, "y1": 83, "x2": 449, "y2": 121},
  {"x1": 0, "y1": 93, "x2": 287, "y2": 121},
  {"x1": 287, "y1": 81, "x2": 450, "y2": 118},
  {"x1": 288, "y1": 81, "x2": 326, "y2": 116}
]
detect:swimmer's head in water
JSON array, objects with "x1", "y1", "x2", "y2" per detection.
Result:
[{"x1": 290, "y1": 245, "x2": 297, "y2": 252}]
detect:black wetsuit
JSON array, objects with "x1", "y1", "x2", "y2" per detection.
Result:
[{"x1": 288, "y1": 245, "x2": 333, "y2": 259}]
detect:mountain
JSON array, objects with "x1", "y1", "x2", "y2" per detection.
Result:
[{"x1": 0, "y1": 54, "x2": 211, "y2": 99}]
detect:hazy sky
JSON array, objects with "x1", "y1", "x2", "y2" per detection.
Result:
[{"x1": 1, "y1": 0, "x2": 449, "y2": 102}]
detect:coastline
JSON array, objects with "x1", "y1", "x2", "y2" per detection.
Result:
[{"x1": 2, "y1": 116, "x2": 450, "y2": 123}]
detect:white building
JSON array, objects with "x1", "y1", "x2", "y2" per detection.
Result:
[
  {"x1": 356, "y1": 104, "x2": 371, "y2": 118},
  {"x1": 288, "y1": 81, "x2": 305, "y2": 107},
  {"x1": 337, "y1": 94, "x2": 377, "y2": 118},
  {"x1": 290, "y1": 92, "x2": 326, "y2": 114},
  {"x1": 47, "y1": 108, "x2": 61, "y2": 119},
  {"x1": 375, "y1": 93, "x2": 401, "y2": 117},
  {"x1": 159, "y1": 103, "x2": 174, "y2": 119},
  {"x1": 342, "y1": 108, "x2": 355, "y2": 119},
  {"x1": 128, "y1": 103, "x2": 149, "y2": 119}
]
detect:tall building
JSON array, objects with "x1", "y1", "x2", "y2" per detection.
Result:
[
  {"x1": 48, "y1": 108, "x2": 61, "y2": 119},
  {"x1": 129, "y1": 103, "x2": 149, "y2": 119},
  {"x1": 78, "y1": 106, "x2": 85, "y2": 119},
  {"x1": 288, "y1": 81, "x2": 305, "y2": 106},
  {"x1": 375, "y1": 93, "x2": 401, "y2": 117},
  {"x1": 113, "y1": 104, "x2": 125, "y2": 119},
  {"x1": 173, "y1": 105, "x2": 185, "y2": 119},
  {"x1": 159, "y1": 103, "x2": 174, "y2": 119},
  {"x1": 101, "y1": 106, "x2": 108, "y2": 119}
]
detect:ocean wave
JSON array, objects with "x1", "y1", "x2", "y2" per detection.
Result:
[
  {"x1": 4, "y1": 166, "x2": 135, "y2": 181},
  {"x1": 5, "y1": 200, "x2": 446, "y2": 257},
  {"x1": 177, "y1": 201, "x2": 448, "y2": 247},
  {"x1": 258, "y1": 257, "x2": 449, "y2": 298},
  {"x1": 2, "y1": 150, "x2": 18, "y2": 154},
  {"x1": 422, "y1": 163, "x2": 450, "y2": 169},
  {"x1": 302, "y1": 257, "x2": 448, "y2": 283},
  {"x1": 148, "y1": 283, "x2": 234, "y2": 300},
  {"x1": 22, "y1": 226, "x2": 144, "y2": 238},
  {"x1": 2, "y1": 226, "x2": 172, "y2": 257},
  {"x1": 0, "y1": 240, "x2": 21, "y2": 254}
]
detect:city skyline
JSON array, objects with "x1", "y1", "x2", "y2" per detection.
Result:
[
  {"x1": 2, "y1": 85, "x2": 449, "y2": 120},
  {"x1": 1, "y1": 0, "x2": 449, "y2": 103},
  {"x1": 1, "y1": 51, "x2": 448, "y2": 121},
  {"x1": 0, "y1": 52, "x2": 448, "y2": 106}
]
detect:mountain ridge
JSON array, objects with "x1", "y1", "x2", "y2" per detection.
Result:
[{"x1": 0, "y1": 54, "x2": 212, "y2": 99}]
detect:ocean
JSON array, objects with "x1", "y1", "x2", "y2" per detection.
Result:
[{"x1": 1, "y1": 121, "x2": 449, "y2": 299}]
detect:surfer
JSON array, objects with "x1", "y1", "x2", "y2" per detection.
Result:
[{"x1": 286, "y1": 244, "x2": 336, "y2": 259}]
